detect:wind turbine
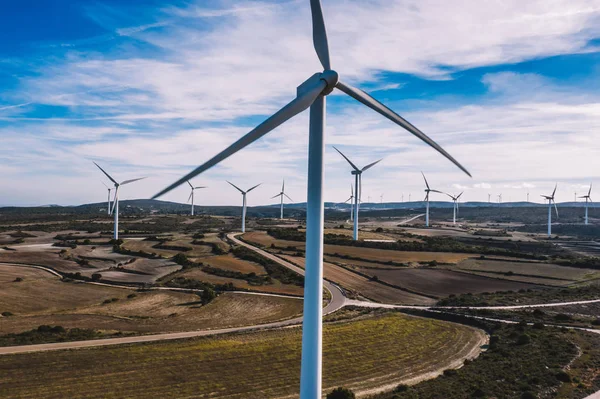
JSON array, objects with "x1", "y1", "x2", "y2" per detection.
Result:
[
  {"x1": 344, "y1": 184, "x2": 355, "y2": 221},
  {"x1": 151, "y1": 0, "x2": 470, "y2": 395},
  {"x1": 527, "y1": 192, "x2": 529, "y2": 202},
  {"x1": 102, "y1": 182, "x2": 112, "y2": 215},
  {"x1": 187, "y1": 181, "x2": 206, "y2": 216},
  {"x1": 497, "y1": 194, "x2": 502, "y2": 203},
  {"x1": 422, "y1": 172, "x2": 443, "y2": 227},
  {"x1": 446, "y1": 192, "x2": 463, "y2": 225},
  {"x1": 579, "y1": 183, "x2": 593, "y2": 225},
  {"x1": 228, "y1": 181, "x2": 261, "y2": 233},
  {"x1": 94, "y1": 162, "x2": 145, "y2": 240},
  {"x1": 271, "y1": 180, "x2": 293, "y2": 219},
  {"x1": 541, "y1": 184, "x2": 558, "y2": 237},
  {"x1": 488, "y1": 193, "x2": 491, "y2": 203},
  {"x1": 333, "y1": 146, "x2": 382, "y2": 240}
]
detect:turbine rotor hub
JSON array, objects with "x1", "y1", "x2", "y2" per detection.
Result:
[{"x1": 320, "y1": 70, "x2": 339, "y2": 95}]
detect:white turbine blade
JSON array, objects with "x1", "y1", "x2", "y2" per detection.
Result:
[
  {"x1": 187, "y1": 192, "x2": 193, "y2": 203},
  {"x1": 589, "y1": 183, "x2": 592, "y2": 197},
  {"x1": 430, "y1": 189, "x2": 444, "y2": 194},
  {"x1": 421, "y1": 172, "x2": 430, "y2": 190},
  {"x1": 227, "y1": 181, "x2": 245, "y2": 194},
  {"x1": 247, "y1": 183, "x2": 262, "y2": 193},
  {"x1": 553, "y1": 200, "x2": 559, "y2": 217},
  {"x1": 552, "y1": 183, "x2": 557, "y2": 198},
  {"x1": 93, "y1": 162, "x2": 118, "y2": 185},
  {"x1": 102, "y1": 181, "x2": 109, "y2": 189},
  {"x1": 361, "y1": 158, "x2": 383, "y2": 172},
  {"x1": 344, "y1": 197, "x2": 352, "y2": 203},
  {"x1": 445, "y1": 193, "x2": 453, "y2": 200},
  {"x1": 152, "y1": 79, "x2": 327, "y2": 199},
  {"x1": 284, "y1": 193, "x2": 294, "y2": 202},
  {"x1": 282, "y1": 180, "x2": 285, "y2": 193},
  {"x1": 358, "y1": 174, "x2": 362, "y2": 202},
  {"x1": 194, "y1": 186, "x2": 207, "y2": 189},
  {"x1": 336, "y1": 81, "x2": 471, "y2": 177},
  {"x1": 271, "y1": 193, "x2": 283, "y2": 199},
  {"x1": 121, "y1": 177, "x2": 146, "y2": 186},
  {"x1": 110, "y1": 187, "x2": 119, "y2": 214},
  {"x1": 457, "y1": 191, "x2": 464, "y2": 200},
  {"x1": 424, "y1": 193, "x2": 429, "y2": 202},
  {"x1": 187, "y1": 180, "x2": 193, "y2": 189},
  {"x1": 350, "y1": 183, "x2": 353, "y2": 197},
  {"x1": 309, "y1": 0, "x2": 331, "y2": 70},
  {"x1": 332, "y1": 146, "x2": 360, "y2": 171}
]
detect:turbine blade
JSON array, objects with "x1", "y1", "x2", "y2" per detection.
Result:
[
  {"x1": 430, "y1": 189, "x2": 444, "y2": 194},
  {"x1": 421, "y1": 172, "x2": 430, "y2": 190},
  {"x1": 271, "y1": 193, "x2": 282, "y2": 199},
  {"x1": 552, "y1": 183, "x2": 557, "y2": 198},
  {"x1": 332, "y1": 146, "x2": 360, "y2": 171},
  {"x1": 194, "y1": 186, "x2": 207, "y2": 189},
  {"x1": 93, "y1": 162, "x2": 118, "y2": 185},
  {"x1": 121, "y1": 177, "x2": 146, "y2": 186},
  {"x1": 553, "y1": 200, "x2": 559, "y2": 217},
  {"x1": 457, "y1": 191, "x2": 464, "y2": 199},
  {"x1": 102, "y1": 181, "x2": 109, "y2": 189},
  {"x1": 309, "y1": 0, "x2": 331, "y2": 70},
  {"x1": 152, "y1": 79, "x2": 326, "y2": 199},
  {"x1": 110, "y1": 187, "x2": 119, "y2": 214},
  {"x1": 589, "y1": 183, "x2": 592, "y2": 197},
  {"x1": 188, "y1": 192, "x2": 193, "y2": 203},
  {"x1": 247, "y1": 183, "x2": 262, "y2": 193},
  {"x1": 350, "y1": 183, "x2": 353, "y2": 196},
  {"x1": 227, "y1": 181, "x2": 245, "y2": 194},
  {"x1": 187, "y1": 180, "x2": 193, "y2": 189},
  {"x1": 284, "y1": 193, "x2": 294, "y2": 202},
  {"x1": 345, "y1": 197, "x2": 352, "y2": 203},
  {"x1": 336, "y1": 81, "x2": 471, "y2": 177},
  {"x1": 361, "y1": 158, "x2": 383, "y2": 172},
  {"x1": 282, "y1": 180, "x2": 285, "y2": 193}
]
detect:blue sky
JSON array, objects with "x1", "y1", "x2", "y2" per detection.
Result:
[{"x1": 1, "y1": 0, "x2": 600, "y2": 206}]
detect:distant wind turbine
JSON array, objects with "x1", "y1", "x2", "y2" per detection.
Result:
[
  {"x1": 344, "y1": 184, "x2": 355, "y2": 221},
  {"x1": 228, "y1": 181, "x2": 261, "y2": 233},
  {"x1": 541, "y1": 184, "x2": 558, "y2": 237},
  {"x1": 333, "y1": 146, "x2": 382, "y2": 240},
  {"x1": 401, "y1": 193, "x2": 404, "y2": 202},
  {"x1": 102, "y1": 182, "x2": 112, "y2": 215},
  {"x1": 150, "y1": 0, "x2": 470, "y2": 395},
  {"x1": 488, "y1": 193, "x2": 491, "y2": 203},
  {"x1": 579, "y1": 183, "x2": 593, "y2": 225},
  {"x1": 497, "y1": 194, "x2": 502, "y2": 203},
  {"x1": 187, "y1": 181, "x2": 206, "y2": 216},
  {"x1": 527, "y1": 192, "x2": 529, "y2": 202},
  {"x1": 422, "y1": 172, "x2": 443, "y2": 227},
  {"x1": 271, "y1": 180, "x2": 293, "y2": 219},
  {"x1": 446, "y1": 192, "x2": 463, "y2": 225},
  {"x1": 94, "y1": 162, "x2": 145, "y2": 240}
]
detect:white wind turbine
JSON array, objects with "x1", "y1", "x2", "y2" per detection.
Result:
[
  {"x1": 446, "y1": 192, "x2": 463, "y2": 225},
  {"x1": 187, "y1": 181, "x2": 206, "y2": 216},
  {"x1": 333, "y1": 146, "x2": 383, "y2": 241},
  {"x1": 102, "y1": 182, "x2": 112, "y2": 215},
  {"x1": 344, "y1": 184, "x2": 355, "y2": 221},
  {"x1": 422, "y1": 172, "x2": 443, "y2": 228},
  {"x1": 152, "y1": 0, "x2": 470, "y2": 395},
  {"x1": 541, "y1": 184, "x2": 558, "y2": 237},
  {"x1": 228, "y1": 181, "x2": 261, "y2": 233},
  {"x1": 272, "y1": 180, "x2": 293, "y2": 219},
  {"x1": 579, "y1": 183, "x2": 593, "y2": 225},
  {"x1": 497, "y1": 194, "x2": 502, "y2": 203},
  {"x1": 94, "y1": 162, "x2": 145, "y2": 240}
]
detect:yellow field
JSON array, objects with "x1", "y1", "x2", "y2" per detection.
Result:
[{"x1": 0, "y1": 312, "x2": 485, "y2": 398}]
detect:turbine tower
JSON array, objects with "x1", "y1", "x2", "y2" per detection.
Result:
[
  {"x1": 497, "y1": 194, "x2": 502, "y2": 203},
  {"x1": 102, "y1": 182, "x2": 112, "y2": 215},
  {"x1": 344, "y1": 184, "x2": 355, "y2": 221},
  {"x1": 488, "y1": 193, "x2": 491, "y2": 203},
  {"x1": 422, "y1": 172, "x2": 443, "y2": 227},
  {"x1": 151, "y1": 0, "x2": 470, "y2": 395},
  {"x1": 333, "y1": 146, "x2": 382, "y2": 240},
  {"x1": 228, "y1": 181, "x2": 261, "y2": 233},
  {"x1": 446, "y1": 192, "x2": 463, "y2": 225},
  {"x1": 541, "y1": 184, "x2": 558, "y2": 237},
  {"x1": 94, "y1": 162, "x2": 145, "y2": 240},
  {"x1": 579, "y1": 183, "x2": 593, "y2": 225},
  {"x1": 272, "y1": 180, "x2": 293, "y2": 219},
  {"x1": 187, "y1": 181, "x2": 206, "y2": 216}
]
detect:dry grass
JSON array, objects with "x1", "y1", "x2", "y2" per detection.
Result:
[
  {"x1": 201, "y1": 254, "x2": 266, "y2": 274},
  {"x1": 122, "y1": 237, "x2": 213, "y2": 258},
  {"x1": 0, "y1": 312, "x2": 484, "y2": 398},
  {"x1": 280, "y1": 255, "x2": 434, "y2": 305},
  {"x1": 359, "y1": 267, "x2": 543, "y2": 298}
]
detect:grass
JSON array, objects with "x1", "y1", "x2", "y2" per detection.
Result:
[
  {"x1": 0, "y1": 312, "x2": 484, "y2": 398},
  {"x1": 202, "y1": 254, "x2": 266, "y2": 274}
]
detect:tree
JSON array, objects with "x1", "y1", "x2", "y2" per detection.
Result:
[
  {"x1": 200, "y1": 287, "x2": 216, "y2": 305},
  {"x1": 326, "y1": 387, "x2": 355, "y2": 399},
  {"x1": 91, "y1": 273, "x2": 102, "y2": 282}
]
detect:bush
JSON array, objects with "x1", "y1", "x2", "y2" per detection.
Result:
[
  {"x1": 555, "y1": 370, "x2": 571, "y2": 383},
  {"x1": 393, "y1": 384, "x2": 408, "y2": 393},
  {"x1": 200, "y1": 287, "x2": 216, "y2": 305},
  {"x1": 375, "y1": 227, "x2": 383, "y2": 232},
  {"x1": 1, "y1": 312, "x2": 13, "y2": 317},
  {"x1": 554, "y1": 313, "x2": 571, "y2": 322},
  {"x1": 326, "y1": 387, "x2": 355, "y2": 399},
  {"x1": 13, "y1": 277, "x2": 23, "y2": 282},
  {"x1": 521, "y1": 392, "x2": 536, "y2": 399},
  {"x1": 91, "y1": 273, "x2": 102, "y2": 282},
  {"x1": 443, "y1": 369, "x2": 458, "y2": 376},
  {"x1": 517, "y1": 334, "x2": 531, "y2": 345},
  {"x1": 127, "y1": 293, "x2": 137, "y2": 299}
]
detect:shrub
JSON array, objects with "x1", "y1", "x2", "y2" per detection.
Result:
[
  {"x1": 91, "y1": 273, "x2": 102, "y2": 282},
  {"x1": 517, "y1": 334, "x2": 531, "y2": 345},
  {"x1": 1, "y1": 312, "x2": 13, "y2": 317},
  {"x1": 13, "y1": 277, "x2": 23, "y2": 282},
  {"x1": 554, "y1": 313, "x2": 571, "y2": 322},
  {"x1": 393, "y1": 384, "x2": 408, "y2": 393},
  {"x1": 555, "y1": 370, "x2": 571, "y2": 383},
  {"x1": 521, "y1": 392, "x2": 536, "y2": 399},
  {"x1": 326, "y1": 387, "x2": 355, "y2": 399},
  {"x1": 200, "y1": 287, "x2": 216, "y2": 305},
  {"x1": 443, "y1": 369, "x2": 458, "y2": 377},
  {"x1": 375, "y1": 227, "x2": 383, "y2": 232},
  {"x1": 127, "y1": 293, "x2": 137, "y2": 299}
]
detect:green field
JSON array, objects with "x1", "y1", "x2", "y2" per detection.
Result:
[{"x1": 0, "y1": 312, "x2": 484, "y2": 398}]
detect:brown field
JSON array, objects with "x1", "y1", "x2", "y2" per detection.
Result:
[
  {"x1": 322, "y1": 228, "x2": 397, "y2": 241},
  {"x1": 0, "y1": 312, "x2": 485, "y2": 398},
  {"x1": 202, "y1": 254, "x2": 266, "y2": 274},
  {"x1": 280, "y1": 255, "x2": 434, "y2": 305},
  {"x1": 358, "y1": 267, "x2": 543, "y2": 298},
  {"x1": 0, "y1": 264, "x2": 303, "y2": 335},
  {"x1": 244, "y1": 231, "x2": 475, "y2": 264},
  {"x1": 179, "y1": 268, "x2": 304, "y2": 296},
  {"x1": 457, "y1": 258, "x2": 600, "y2": 286},
  {"x1": 0, "y1": 248, "x2": 82, "y2": 272},
  {"x1": 198, "y1": 232, "x2": 231, "y2": 253},
  {"x1": 122, "y1": 237, "x2": 213, "y2": 258}
]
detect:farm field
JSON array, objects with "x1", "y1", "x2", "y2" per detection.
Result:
[
  {"x1": 243, "y1": 231, "x2": 475, "y2": 264},
  {"x1": 279, "y1": 255, "x2": 435, "y2": 305},
  {"x1": 0, "y1": 312, "x2": 485, "y2": 398},
  {"x1": 357, "y1": 267, "x2": 543, "y2": 298},
  {"x1": 122, "y1": 237, "x2": 213, "y2": 258},
  {"x1": 201, "y1": 254, "x2": 266, "y2": 274},
  {"x1": 0, "y1": 264, "x2": 303, "y2": 335},
  {"x1": 457, "y1": 258, "x2": 600, "y2": 286},
  {"x1": 178, "y1": 268, "x2": 304, "y2": 296}
]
